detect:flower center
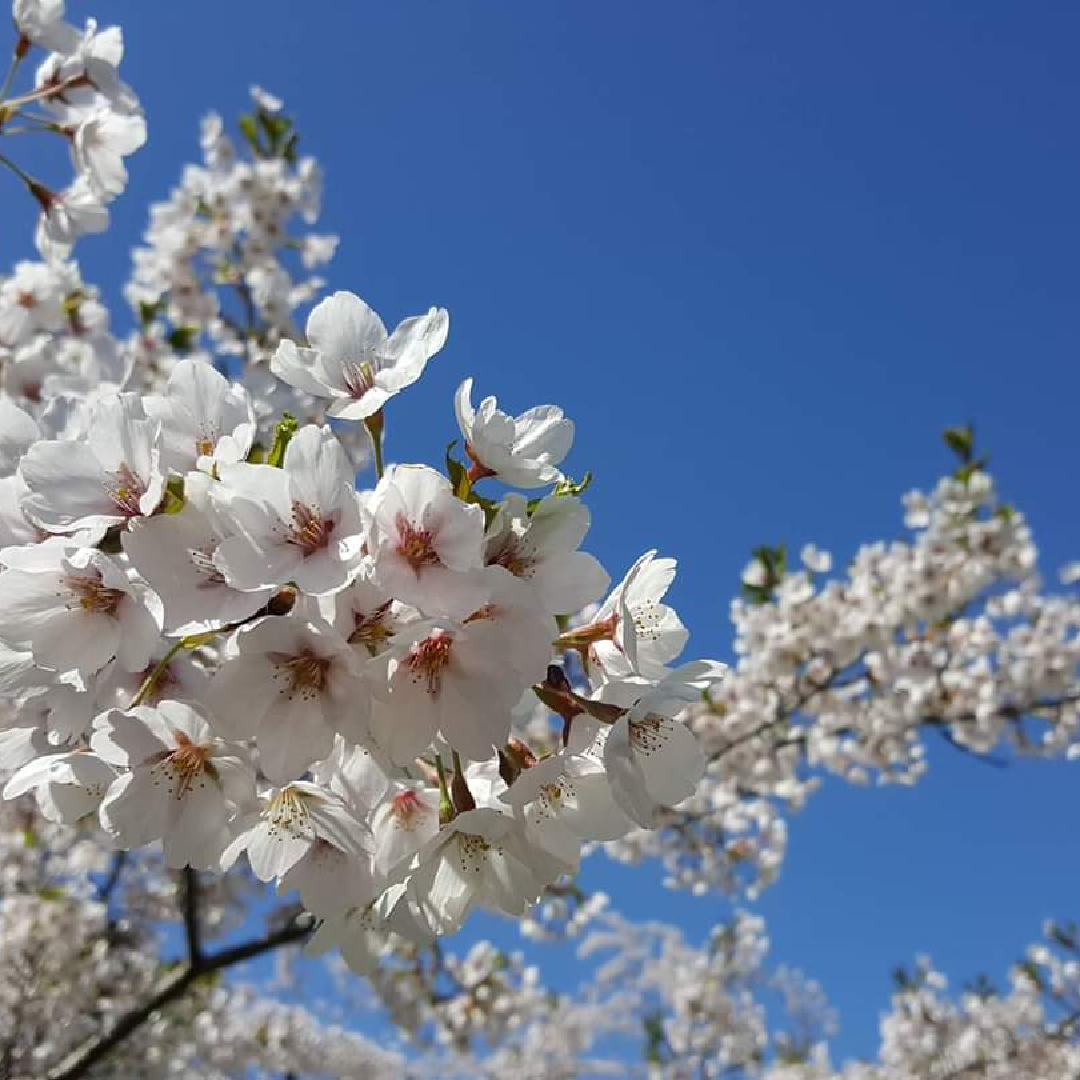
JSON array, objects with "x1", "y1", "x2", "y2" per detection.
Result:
[
  {"x1": 189, "y1": 547, "x2": 227, "y2": 587},
  {"x1": 342, "y1": 357, "x2": 376, "y2": 399},
  {"x1": 272, "y1": 648, "x2": 331, "y2": 700},
  {"x1": 104, "y1": 462, "x2": 147, "y2": 517},
  {"x1": 541, "y1": 782, "x2": 564, "y2": 804},
  {"x1": 288, "y1": 501, "x2": 334, "y2": 555},
  {"x1": 348, "y1": 601, "x2": 394, "y2": 651},
  {"x1": 195, "y1": 435, "x2": 215, "y2": 457},
  {"x1": 629, "y1": 714, "x2": 668, "y2": 754},
  {"x1": 391, "y1": 789, "x2": 424, "y2": 827},
  {"x1": 64, "y1": 573, "x2": 124, "y2": 616},
  {"x1": 405, "y1": 630, "x2": 453, "y2": 697},
  {"x1": 163, "y1": 732, "x2": 212, "y2": 799},
  {"x1": 488, "y1": 536, "x2": 535, "y2": 578},
  {"x1": 457, "y1": 832, "x2": 491, "y2": 872},
  {"x1": 395, "y1": 514, "x2": 440, "y2": 573},
  {"x1": 265, "y1": 786, "x2": 312, "y2": 841}
]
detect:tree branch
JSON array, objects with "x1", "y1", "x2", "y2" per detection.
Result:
[
  {"x1": 43, "y1": 911, "x2": 312, "y2": 1080},
  {"x1": 181, "y1": 867, "x2": 202, "y2": 966}
]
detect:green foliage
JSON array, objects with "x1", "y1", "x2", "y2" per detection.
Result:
[
  {"x1": 166, "y1": 325, "x2": 199, "y2": 354},
  {"x1": 942, "y1": 422, "x2": 989, "y2": 483},
  {"x1": 643, "y1": 1008, "x2": 670, "y2": 1065},
  {"x1": 162, "y1": 475, "x2": 186, "y2": 514},
  {"x1": 741, "y1": 543, "x2": 786, "y2": 605},
  {"x1": 239, "y1": 105, "x2": 298, "y2": 161}
]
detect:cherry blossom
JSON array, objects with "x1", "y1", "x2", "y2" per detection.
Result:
[
  {"x1": 19, "y1": 392, "x2": 164, "y2": 534},
  {"x1": 454, "y1": 377, "x2": 574, "y2": 488},
  {"x1": 212, "y1": 423, "x2": 365, "y2": 596},
  {"x1": 0, "y1": 544, "x2": 161, "y2": 676},
  {"x1": 271, "y1": 289, "x2": 449, "y2": 420},
  {"x1": 92, "y1": 701, "x2": 255, "y2": 868},
  {"x1": 209, "y1": 615, "x2": 371, "y2": 782},
  {"x1": 366, "y1": 463, "x2": 488, "y2": 620}
]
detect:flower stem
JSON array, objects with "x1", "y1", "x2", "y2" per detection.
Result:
[
  {"x1": 364, "y1": 409, "x2": 385, "y2": 480},
  {"x1": 434, "y1": 754, "x2": 454, "y2": 824},
  {"x1": 0, "y1": 49, "x2": 24, "y2": 108},
  {"x1": 0, "y1": 149, "x2": 39, "y2": 190},
  {"x1": 129, "y1": 638, "x2": 188, "y2": 708}
]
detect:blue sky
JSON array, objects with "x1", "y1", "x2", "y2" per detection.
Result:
[{"x1": 18, "y1": 0, "x2": 1080, "y2": 1063}]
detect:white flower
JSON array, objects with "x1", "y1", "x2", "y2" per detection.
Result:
[
  {"x1": 250, "y1": 84, "x2": 283, "y2": 113},
  {"x1": 322, "y1": 574, "x2": 417, "y2": 656},
  {"x1": 278, "y1": 836, "x2": 377, "y2": 919},
  {"x1": 92, "y1": 701, "x2": 256, "y2": 868},
  {"x1": 0, "y1": 400, "x2": 40, "y2": 478},
  {"x1": 503, "y1": 750, "x2": 632, "y2": 869},
  {"x1": 369, "y1": 611, "x2": 533, "y2": 766},
  {"x1": 597, "y1": 686, "x2": 707, "y2": 828},
  {"x1": 212, "y1": 424, "x2": 365, "y2": 596},
  {"x1": 3, "y1": 748, "x2": 117, "y2": 825},
  {"x1": 271, "y1": 290, "x2": 448, "y2": 420},
  {"x1": 801, "y1": 543, "x2": 832, "y2": 574},
  {"x1": 485, "y1": 493, "x2": 609, "y2": 616},
  {"x1": 221, "y1": 780, "x2": 369, "y2": 882},
  {"x1": 408, "y1": 808, "x2": 555, "y2": 935},
  {"x1": 13, "y1": 0, "x2": 80, "y2": 53},
  {"x1": 0, "y1": 544, "x2": 161, "y2": 676},
  {"x1": 454, "y1": 377, "x2": 573, "y2": 488},
  {"x1": 371, "y1": 784, "x2": 441, "y2": 878},
  {"x1": 35, "y1": 175, "x2": 110, "y2": 255},
  {"x1": 208, "y1": 616, "x2": 371, "y2": 783},
  {"x1": 20, "y1": 393, "x2": 164, "y2": 534},
  {"x1": 307, "y1": 884, "x2": 430, "y2": 975},
  {"x1": 143, "y1": 357, "x2": 255, "y2": 475},
  {"x1": 38, "y1": 17, "x2": 138, "y2": 115},
  {"x1": 0, "y1": 261, "x2": 72, "y2": 345},
  {"x1": 313, "y1": 728, "x2": 386, "y2": 792},
  {"x1": 366, "y1": 463, "x2": 487, "y2": 620},
  {"x1": 73, "y1": 107, "x2": 147, "y2": 199},
  {"x1": 586, "y1": 549, "x2": 688, "y2": 683},
  {"x1": 122, "y1": 471, "x2": 273, "y2": 635}
]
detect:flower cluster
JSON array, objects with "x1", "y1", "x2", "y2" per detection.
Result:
[
  {"x1": 607, "y1": 453, "x2": 1080, "y2": 896},
  {"x1": 2, "y1": 0, "x2": 144, "y2": 256},
  {"x1": 1, "y1": 284, "x2": 722, "y2": 962}
]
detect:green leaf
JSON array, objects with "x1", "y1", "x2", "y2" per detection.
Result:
[
  {"x1": 238, "y1": 113, "x2": 262, "y2": 154},
  {"x1": 166, "y1": 325, "x2": 199, "y2": 354},
  {"x1": 162, "y1": 476, "x2": 186, "y2": 514},
  {"x1": 943, "y1": 424, "x2": 974, "y2": 462},
  {"x1": 257, "y1": 110, "x2": 293, "y2": 158},
  {"x1": 552, "y1": 470, "x2": 592, "y2": 497},
  {"x1": 740, "y1": 543, "x2": 787, "y2": 605},
  {"x1": 642, "y1": 1009, "x2": 668, "y2": 1064},
  {"x1": 444, "y1": 440, "x2": 470, "y2": 499},
  {"x1": 527, "y1": 470, "x2": 593, "y2": 513},
  {"x1": 38, "y1": 886, "x2": 64, "y2": 901},
  {"x1": 138, "y1": 299, "x2": 164, "y2": 329}
]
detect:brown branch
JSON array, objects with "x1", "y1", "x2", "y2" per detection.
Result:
[
  {"x1": 181, "y1": 867, "x2": 202, "y2": 966},
  {"x1": 43, "y1": 910, "x2": 312, "y2": 1080}
]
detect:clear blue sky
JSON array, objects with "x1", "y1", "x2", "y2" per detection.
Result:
[{"x1": 26, "y1": 0, "x2": 1080, "y2": 1062}]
